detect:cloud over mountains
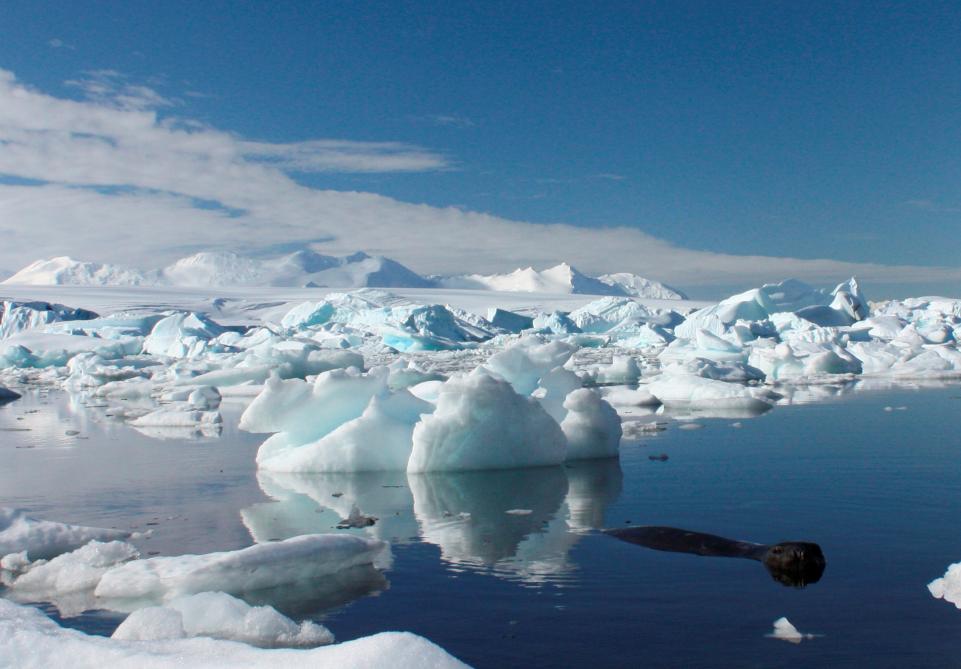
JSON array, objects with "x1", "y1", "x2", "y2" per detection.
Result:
[{"x1": 0, "y1": 67, "x2": 959, "y2": 294}]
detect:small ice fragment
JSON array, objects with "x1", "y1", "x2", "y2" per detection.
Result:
[
  {"x1": 884, "y1": 406, "x2": 894, "y2": 412},
  {"x1": 767, "y1": 617, "x2": 816, "y2": 643},
  {"x1": 730, "y1": 422, "x2": 743, "y2": 428},
  {"x1": 677, "y1": 423, "x2": 703, "y2": 430},
  {"x1": 928, "y1": 560, "x2": 961, "y2": 608},
  {"x1": 505, "y1": 509, "x2": 533, "y2": 515},
  {"x1": 336, "y1": 506, "x2": 377, "y2": 529}
]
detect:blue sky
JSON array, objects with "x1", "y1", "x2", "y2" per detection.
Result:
[{"x1": 1, "y1": 1, "x2": 960, "y2": 297}]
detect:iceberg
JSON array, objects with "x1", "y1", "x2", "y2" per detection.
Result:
[
  {"x1": 560, "y1": 389, "x2": 622, "y2": 460},
  {"x1": 928, "y1": 560, "x2": 961, "y2": 608},
  {"x1": 408, "y1": 368, "x2": 567, "y2": 472},
  {"x1": 0, "y1": 508, "x2": 129, "y2": 561}
]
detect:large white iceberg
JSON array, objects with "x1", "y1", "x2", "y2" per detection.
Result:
[{"x1": 408, "y1": 368, "x2": 567, "y2": 472}]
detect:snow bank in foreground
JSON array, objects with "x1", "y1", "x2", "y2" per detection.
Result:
[
  {"x1": 0, "y1": 599, "x2": 470, "y2": 669},
  {"x1": 112, "y1": 591, "x2": 333, "y2": 648},
  {"x1": 0, "y1": 508, "x2": 129, "y2": 561}
]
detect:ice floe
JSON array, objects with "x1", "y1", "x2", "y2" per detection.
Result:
[
  {"x1": 0, "y1": 507, "x2": 128, "y2": 561},
  {"x1": 111, "y1": 591, "x2": 334, "y2": 647},
  {"x1": 0, "y1": 598, "x2": 469, "y2": 668}
]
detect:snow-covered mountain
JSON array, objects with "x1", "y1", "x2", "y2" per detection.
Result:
[
  {"x1": 3, "y1": 251, "x2": 432, "y2": 290},
  {"x1": 3, "y1": 254, "x2": 685, "y2": 299},
  {"x1": 435, "y1": 263, "x2": 685, "y2": 299},
  {"x1": 597, "y1": 273, "x2": 687, "y2": 300},
  {"x1": 2, "y1": 257, "x2": 159, "y2": 286},
  {"x1": 163, "y1": 250, "x2": 432, "y2": 288}
]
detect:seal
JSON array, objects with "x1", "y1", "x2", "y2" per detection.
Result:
[{"x1": 604, "y1": 526, "x2": 826, "y2": 587}]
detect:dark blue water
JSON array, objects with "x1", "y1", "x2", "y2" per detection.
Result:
[{"x1": 3, "y1": 385, "x2": 961, "y2": 667}]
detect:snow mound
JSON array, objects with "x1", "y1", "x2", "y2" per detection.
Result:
[
  {"x1": 0, "y1": 508, "x2": 129, "y2": 561},
  {"x1": 0, "y1": 598, "x2": 469, "y2": 668}
]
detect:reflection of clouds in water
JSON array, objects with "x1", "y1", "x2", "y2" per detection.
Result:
[{"x1": 244, "y1": 460, "x2": 623, "y2": 585}]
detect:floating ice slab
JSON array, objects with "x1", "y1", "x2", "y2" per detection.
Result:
[
  {"x1": 112, "y1": 591, "x2": 334, "y2": 648},
  {"x1": 0, "y1": 508, "x2": 129, "y2": 561},
  {"x1": 0, "y1": 598, "x2": 470, "y2": 668},
  {"x1": 94, "y1": 534, "x2": 389, "y2": 605},
  {"x1": 647, "y1": 374, "x2": 776, "y2": 410},
  {"x1": 129, "y1": 409, "x2": 223, "y2": 429}
]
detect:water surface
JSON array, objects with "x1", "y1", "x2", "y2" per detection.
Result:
[{"x1": 2, "y1": 385, "x2": 961, "y2": 667}]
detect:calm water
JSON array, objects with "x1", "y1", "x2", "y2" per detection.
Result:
[{"x1": 2, "y1": 385, "x2": 961, "y2": 667}]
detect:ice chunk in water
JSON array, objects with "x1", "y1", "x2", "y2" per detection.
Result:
[
  {"x1": 0, "y1": 508, "x2": 129, "y2": 561},
  {"x1": 560, "y1": 389, "x2": 622, "y2": 460},
  {"x1": 112, "y1": 591, "x2": 334, "y2": 647}
]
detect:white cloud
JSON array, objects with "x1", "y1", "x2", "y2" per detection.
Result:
[
  {"x1": 47, "y1": 38, "x2": 75, "y2": 50},
  {"x1": 240, "y1": 139, "x2": 450, "y2": 173},
  {"x1": 414, "y1": 114, "x2": 476, "y2": 128},
  {"x1": 64, "y1": 70, "x2": 177, "y2": 111},
  {"x1": 0, "y1": 67, "x2": 959, "y2": 292}
]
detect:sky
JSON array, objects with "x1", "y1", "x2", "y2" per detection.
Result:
[{"x1": 1, "y1": 1, "x2": 960, "y2": 298}]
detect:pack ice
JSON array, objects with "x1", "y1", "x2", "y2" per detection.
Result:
[{"x1": 3, "y1": 275, "x2": 961, "y2": 465}]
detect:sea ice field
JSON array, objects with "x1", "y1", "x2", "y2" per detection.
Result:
[{"x1": 2, "y1": 277, "x2": 961, "y2": 667}]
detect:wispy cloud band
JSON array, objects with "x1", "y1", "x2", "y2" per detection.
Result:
[{"x1": 0, "y1": 67, "x2": 958, "y2": 292}]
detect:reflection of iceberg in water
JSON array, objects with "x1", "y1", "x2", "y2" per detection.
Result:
[
  {"x1": 240, "y1": 563, "x2": 390, "y2": 619},
  {"x1": 409, "y1": 467, "x2": 567, "y2": 568},
  {"x1": 128, "y1": 424, "x2": 223, "y2": 440},
  {"x1": 410, "y1": 459, "x2": 623, "y2": 582},
  {"x1": 244, "y1": 459, "x2": 623, "y2": 586},
  {"x1": 243, "y1": 470, "x2": 418, "y2": 545},
  {"x1": 656, "y1": 403, "x2": 773, "y2": 420}
]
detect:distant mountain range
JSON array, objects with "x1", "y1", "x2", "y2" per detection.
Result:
[
  {"x1": 2, "y1": 251, "x2": 687, "y2": 299},
  {"x1": 434, "y1": 263, "x2": 686, "y2": 299}
]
